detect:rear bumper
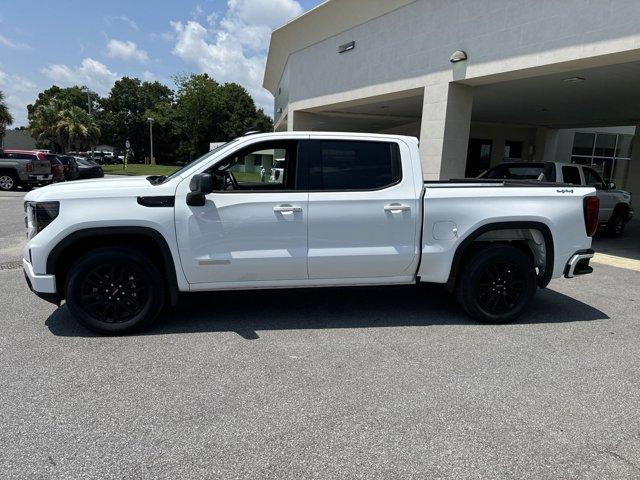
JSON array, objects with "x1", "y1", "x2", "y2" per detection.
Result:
[
  {"x1": 564, "y1": 249, "x2": 594, "y2": 278},
  {"x1": 23, "y1": 258, "x2": 58, "y2": 304},
  {"x1": 25, "y1": 174, "x2": 53, "y2": 183}
]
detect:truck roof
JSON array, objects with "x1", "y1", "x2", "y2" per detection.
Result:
[{"x1": 240, "y1": 131, "x2": 419, "y2": 144}]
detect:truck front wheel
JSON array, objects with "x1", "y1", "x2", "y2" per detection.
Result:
[
  {"x1": 66, "y1": 247, "x2": 165, "y2": 334},
  {"x1": 456, "y1": 244, "x2": 537, "y2": 324}
]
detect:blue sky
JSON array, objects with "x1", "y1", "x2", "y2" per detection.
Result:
[{"x1": 0, "y1": 0, "x2": 323, "y2": 127}]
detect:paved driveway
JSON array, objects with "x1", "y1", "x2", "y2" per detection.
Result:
[{"x1": 1, "y1": 191, "x2": 639, "y2": 479}]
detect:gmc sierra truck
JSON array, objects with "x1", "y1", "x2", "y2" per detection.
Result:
[
  {"x1": 22, "y1": 132, "x2": 599, "y2": 334},
  {"x1": 0, "y1": 149, "x2": 53, "y2": 191}
]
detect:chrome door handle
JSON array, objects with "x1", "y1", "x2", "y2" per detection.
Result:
[
  {"x1": 274, "y1": 205, "x2": 302, "y2": 214},
  {"x1": 384, "y1": 204, "x2": 410, "y2": 213}
]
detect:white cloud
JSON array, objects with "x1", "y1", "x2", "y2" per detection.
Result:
[
  {"x1": 41, "y1": 58, "x2": 118, "y2": 96},
  {"x1": 142, "y1": 70, "x2": 157, "y2": 82},
  {"x1": 0, "y1": 69, "x2": 38, "y2": 127},
  {"x1": 107, "y1": 39, "x2": 149, "y2": 62},
  {"x1": 104, "y1": 15, "x2": 139, "y2": 31},
  {"x1": 171, "y1": 0, "x2": 303, "y2": 112},
  {"x1": 0, "y1": 33, "x2": 31, "y2": 50}
]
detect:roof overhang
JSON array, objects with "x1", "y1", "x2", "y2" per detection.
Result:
[{"x1": 263, "y1": 0, "x2": 416, "y2": 94}]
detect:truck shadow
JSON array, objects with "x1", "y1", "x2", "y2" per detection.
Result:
[{"x1": 45, "y1": 284, "x2": 609, "y2": 339}]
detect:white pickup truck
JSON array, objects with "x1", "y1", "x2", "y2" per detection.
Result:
[{"x1": 22, "y1": 132, "x2": 599, "y2": 334}]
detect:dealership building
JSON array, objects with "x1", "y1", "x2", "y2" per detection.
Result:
[{"x1": 263, "y1": 0, "x2": 640, "y2": 196}]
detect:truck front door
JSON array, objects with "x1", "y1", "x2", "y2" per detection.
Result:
[{"x1": 175, "y1": 139, "x2": 309, "y2": 286}]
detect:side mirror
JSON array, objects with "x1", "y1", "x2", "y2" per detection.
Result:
[
  {"x1": 187, "y1": 173, "x2": 214, "y2": 207},
  {"x1": 607, "y1": 182, "x2": 617, "y2": 190}
]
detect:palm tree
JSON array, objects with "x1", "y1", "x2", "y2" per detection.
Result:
[
  {"x1": 55, "y1": 106, "x2": 100, "y2": 153},
  {"x1": 28, "y1": 101, "x2": 61, "y2": 149},
  {"x1": 0, "y1": 90, "x2": 13, "y2": 139}
]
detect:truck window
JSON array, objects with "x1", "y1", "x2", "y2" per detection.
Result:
[
  {"x1": 562, "y1": 166, "x2": 582, "y2": 185},
  {"x1": 211, "y1": 140, "x2": 299, "y2": 191},
  {"x1": 310, "y1": 141, "x2": 401, "y2": 190},
  {"x1": 583, "y1": 167, "x2": 605, "y2": 189}
]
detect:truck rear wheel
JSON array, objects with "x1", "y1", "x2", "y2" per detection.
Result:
[
  {"x1": 66, "y1": 247, "x2": 165, "y2": 334},
  {"x1": 0, "y1": 172, "x2": 18, "y2": 191},
  {"x1": 456, "y1": 244, "x2": 537, "y2": 324}
]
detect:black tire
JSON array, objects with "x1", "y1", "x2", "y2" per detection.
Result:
[
  {"x1": 456, "y1": 244, "x2": 537, "y2": 324},
  {"x1": 607, "y1": 210, "x2": 626, "y2": 237},
  {"x1": 66, "y1": 247, "x2": 165, "y2": 334},
  {"x1": 0, "y1": 172, "x2": 18, "y2": 191}
]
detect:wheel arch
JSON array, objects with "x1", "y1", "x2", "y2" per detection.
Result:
[
  {"x1": 445, "y1": 221, "x2": 555, "y2": 292},
  {"x1": 613, "y1": 202, "x2": 631, "y2": 215},
  {"x1": 46, "y1": 226, "x2": 179, "y2": 305}
]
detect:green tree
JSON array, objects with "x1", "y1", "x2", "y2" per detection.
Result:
[
  {"x1": 27, "y1": 85, "x2": 100, "y2": 151},
  {"x1": 173, "y1": 74, "x2": 273, "y2": 161},
  {"x1": 56, "y1": 106, "x2": 100, "y2": 152},
  {"x1": 28, "y1": 101, "x2": 63, "y2": 150},
  {"x1": 173, "y1": 73, "x2": 223, "y2": 161},
  {"x1": 98, "y1": 77, "x2": 176, "y2": 162},
  {"x1": 0, "y1": 90, "x2": 13, "y2": 139}
]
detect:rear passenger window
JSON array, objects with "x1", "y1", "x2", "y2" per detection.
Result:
[
  {"x1": 310, "y1": 141, "x2": 401, "y2": 190},
  {"x1": 562, "y1": 166, "x2": 582, "y2": 185}
]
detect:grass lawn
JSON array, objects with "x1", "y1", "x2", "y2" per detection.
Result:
[
  {"x1": 103, "y1": 164, "x2": 266, "y2": 184},
  {"x1": 102, "y1": 164, "x2": 181, "y2": 176}
]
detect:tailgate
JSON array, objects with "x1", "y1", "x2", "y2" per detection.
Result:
[{"x1": 31, "y1": 160, "x2": 51, "y2": 174}]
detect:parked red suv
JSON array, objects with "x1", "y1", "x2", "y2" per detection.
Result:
[{"x1": 39, "y1": 152, "x2": 65, "y2": 182}]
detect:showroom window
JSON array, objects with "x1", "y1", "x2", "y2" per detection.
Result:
[
  {"x1": 571, "y1": 132, "x2": 633, "y2": 187},
  {"x1": 503, "y1": 140, "x2": 523, "y2": 161}
]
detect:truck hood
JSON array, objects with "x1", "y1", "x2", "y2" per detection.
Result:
[{"x1": 24, "y1": 176, "x2": 178, "y2": 202}]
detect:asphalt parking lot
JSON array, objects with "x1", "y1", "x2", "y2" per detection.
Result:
[{"x1": 1, "y1": 190, "x2": 640, "y2": 479}]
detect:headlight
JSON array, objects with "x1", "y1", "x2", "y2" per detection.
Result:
[{"x1": 25, "y1": 201, "x2": 59, "y2": 239}]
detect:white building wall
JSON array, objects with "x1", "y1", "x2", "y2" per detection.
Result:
[
  {"x1": 284, "y1": 0, "x2": 640, "y2": 104},
  {"x1": 276, "y1": 0, "x2": 640, "y2": 179}
]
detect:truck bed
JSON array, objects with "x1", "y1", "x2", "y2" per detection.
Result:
[{"x1": 418, "y1": 181, "x2": 595, "y2": 285}]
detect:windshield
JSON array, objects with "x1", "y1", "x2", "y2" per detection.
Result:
[{"x1": 160, "y1": 140, "x2": 238, "y2": 184}]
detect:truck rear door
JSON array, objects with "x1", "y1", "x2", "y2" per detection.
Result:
[{"x1": 306, "y1": 138, "x2": 419, "y2": 280}]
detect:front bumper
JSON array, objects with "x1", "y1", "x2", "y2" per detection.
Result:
[
  {"x1": 564, "y1": 249, "x2": 594, "y2": 278},
  {"x1": 23, "y1": 258, "x2": 58, "y2": 304}
]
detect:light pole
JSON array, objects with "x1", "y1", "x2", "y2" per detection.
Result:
[
  {"x1": 147, "y1": 117, "x2": 154, "y2": 165},
  {"x1": 83, "y1": 86, "x2": 94, "y2": 157}
]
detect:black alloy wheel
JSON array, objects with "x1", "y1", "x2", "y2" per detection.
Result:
[
  {"x1": 456, "y1": 244, "x2": 537, "y2": 324},
  {"x1": 80, "y1": 264, "x2": 150, "y2": 323},
  {"x1": 66, "y1": 247, "x2": 165, "y2": 334},
  {"x1": 475, "y1": 261, "x2": 525, "y2": 315}
]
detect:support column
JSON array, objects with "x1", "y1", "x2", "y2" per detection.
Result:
[
  {"x1": 541, "y1": 128, "x2": 560, "y2": 161},
  {"x1": 626, "y1": 125, "x2": 640, "y2": 197},
  {"x1": 290, "y1": 110, "x2": 321, "y2": 131},
  {"x1": 419, "y1": 82, "x2": 473, "y2": 180}
]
